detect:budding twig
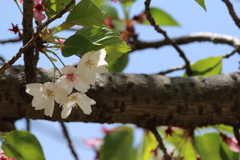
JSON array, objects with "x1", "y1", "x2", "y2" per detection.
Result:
[{"x1": 144, "y1": 0, "x2": 192, "y2": 76}]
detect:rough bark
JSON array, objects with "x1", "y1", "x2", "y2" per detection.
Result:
[{"x1": 1, "y1": 65, "x2": 240, "y2": 129}]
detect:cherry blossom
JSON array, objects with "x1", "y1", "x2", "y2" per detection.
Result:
[
  {"x1": 77, "y1": 49, "x2": 108, "y2": 85},
  {"x1": 33, "y1": 2, "x2": 46, "y2": 21},
  {"x1": 60, "y1": 92, "x2": 96, "y2": 119},
  {"x1": 55, "y1": 65, "x2": 90, "y2": 94},
  {"x1": 220, "y1": 133, "x2": 240, "y2": 152},
  {"x1": 8, "y1": 23, "x2": 22, "y2": 39},
  {"x1": 26, "y1": 82, "x2": 69, "y2": 117}
]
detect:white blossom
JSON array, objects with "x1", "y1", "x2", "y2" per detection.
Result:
[
  {"x1": 26, "y1": 82, "x2": 69, "y2": 117},
  {"x1": 60, "y1": 92, "x2": 96, "y2": 119},
  {"x1": 77, "y1": 49, "x2": 108, "y2": 85},
  {"x1": 55, "y1": 65, "x2": 90, "y2": 94}
]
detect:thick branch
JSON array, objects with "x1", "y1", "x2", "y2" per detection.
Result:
[
  {"x1": 1, "y1": 66, "x2": 240, "y2": 128},
  {"x1": 133, "y1": 32, "x2": 240, "y2": 51}
]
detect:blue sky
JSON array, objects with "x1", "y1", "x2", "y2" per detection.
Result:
[{"x1": 1, "y1": 0, "x2": 240, "y2": 159}]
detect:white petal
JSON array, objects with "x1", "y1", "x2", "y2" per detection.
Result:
[
  {"x1": 91, "y1": 49, "x2": 106, "y2": 62},
  {"x1": 44, "y1": 99, "x2": 55, "y2": 117},
  {"x1": 61, "y1": 103, "x2": 73, "y2": 119},
  {"x1": 79, "y1": 101, "x2": 92, "y2": 115},
  {"x1": 31, "y1": 95, "x2": 46, "y2": 110},
  {"x1": 74, "y1": 75, "x2": 90, "y2": 92},
  {"x1": 95, "y1": 66, "x2": 108, "y2": 73},
  {"x1": 62, "y1": 65, "x2": 77, "y2": 74},
  {"x1": 53, "y1": 85, "x2": 69, "y2": 104},
  {"x1": 26, "y1": 83, "x2": 44, "y2": 96},
  {"x1": 44, "y1": 82, "x2": 55, "y2": 90},
  {"x1": 55, "y1": 77, "x2": 73, "y2": 94},
  {"x1": 77, "y1": 52, "x2": 92, "y2": 70}
]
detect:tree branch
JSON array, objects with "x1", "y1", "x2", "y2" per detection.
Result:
[
  {"x1": 1, "y1": 66, "x2": 240, "y2": 128},
  {"x1": 60, "y1": 122, "x2": 79, "y2": 160},
  {"x1": 222, "y1": 0, "x2": 240, "y2": 29},
  {"x1": 158, "y1": 46, "x2": 240, "y2": 75},
  {"x1": 132, "y1": 32, "x2": 240, "y2": 51},
  {"x1": 148, "y1": 127, "x2": 171, "y2": 160},
  {"x1": 0, "y1": 39, "x2": 21, "y2": 44},
  {"x1": 144, "y1": 0, "x2": 192, "y2": 76},
  {"x1": 0, "y1": 0, "x2": 75, "y2": 75}
]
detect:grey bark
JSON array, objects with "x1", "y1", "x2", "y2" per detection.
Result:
[{"x1": 1, "y1": 65, "x2": 240, "y2": 129}]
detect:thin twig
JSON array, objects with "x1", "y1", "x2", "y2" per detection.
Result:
[
  {"x1": 0, "y1": 0, "x2": 75, "y2": 75},
  {"x1": 60, "y1": 122, "x2": 79, "y2": 160},
  {"x1": 148, "y1": 127, "x2": 171, "y2": 160},
  {"x1": 26, "y1": 119, "x2": 30, "y2": 131},
  {"x1": 133, "y1": 32, "x2": 240, "y2": 52},
  {"x1": 222, "y1": 0, "x2": 240, "y2": 29},
  {"x1": 158, "y1": 46, "x2": 240, "y2": 75},
  {"x1": 0, "y1": 39, "x2": 21, "y2": 44},
  {"x1": 233, "y1": 126, "x2": 240, "y2": 146},
  {"x1": 144, "y1": 0, "x2": 192, "y2": 76}
]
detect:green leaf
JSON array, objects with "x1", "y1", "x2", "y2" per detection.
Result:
[
  {"x1": 220, "y1": 140, "x2": 239, "y2": 160},
  {"x1": 195, "y1": 0, "x2": 207, "y2": 11},
  {"x1": 140, "y1": 130, "x2": 158, "y2": 160},
  {"x1": 91, "y1": 0, "x2": 105, "y2": 6},
  {"x1": 143, "y1": 7, "x2": 180, "y2": 26},
  {"x1": 107, "y1": 53, "x2": 129, "y2": 72},
  {"x1": 100, "y1": 5, "x2": 119, "y2": 19},
  {"x1": 62, "y1": 26, "x2": 131, "y2": 62},
  {"x1": 194, "y1": 133, "x2": 222, "y2": 160},
  {"x1": 216, "y1": 125, "x2": 234, "y2": 135},
  {"x1": 65, "y1": 0, "x2": 103, "y2": 27},
  {"x1": 2, "y1": 130, "x2": 45, "y2": 160},
  {"x1": 100, "y1": 126, "x2": 134, "y2": 160},
  {"x1": 183, "y1": 56, "x2": 222, "y2": 77},
  {"x1": 44, "y1": 0, "x2": 75, "y2": 18},
  {"x1": 121, "y1": 0, "x2": 136, "y2": 7}
]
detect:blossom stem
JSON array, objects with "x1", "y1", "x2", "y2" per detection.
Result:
[
  {"x1": 44, "y1": 52, "x2": 62, "y2": 75},
  {"x1": 13, "y1": 0, "x2": 23, "y2": 14},
  {"x1": 46, "y1": 49, "x2": 65, "y2": 67}
]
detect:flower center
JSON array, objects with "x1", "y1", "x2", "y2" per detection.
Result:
[
  {"x1": 45, "y1": 89, "x2": 54, "y2": 98},
  {"x1": 67, "y1": 73, "x2": 75, "y2": 82},
  {"x1": 85, "y1": 60, "x2": 95, "y2": 69}
]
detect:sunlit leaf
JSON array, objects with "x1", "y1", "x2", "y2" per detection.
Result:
[
  {"x1": 195, "y1": 0, "x2": 207, "y2": 11},
  {"x1": 194, "y1": 133, "x2": 222, "y2": 160},
  {"x1": 216, "y1": 125, "x2": 234, "y2": 135},
  {"x1": 100, "y1": 5, "x2": 119, "y2": 19},
  {"x1": 183, "y1": 56, "x2": 222, "y2": 77},
  {"x1": 65, "y1": 0, "x2": 103, "y2": 27},
  {"x1": 91, "y1": 0, "x2": 105, "y2": 6},
  {"x1": 107, "y1": 53, "x2": 129, "y2": 72},
  {"x1": 100, "y1": 126, "x2": 134, "y2": 160},
  {"x1": 44, "y1": 0, "x2": 75, "y2": 18},
  {"x1": 143, "y1": 7, "x2": 180, "y2": 26},
  {"x1": 121, "y1": 0, "x2": 136, "y2": 7},
  {"x1": 2, "y1": 130, "x2": 45, "y2": 160},
  {"x1": 62, "y1": 26, "x2": 131, "y2": 62},
  {"x1": 141, "y1": 130, "x2": 158, "y2": 160}
]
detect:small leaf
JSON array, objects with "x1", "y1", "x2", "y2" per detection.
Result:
[
  {"x1": 143, "y1": 7, "x2": 180, "y2": 26},
  {"x1": 107, "y1": 53, "x2": 129, "y2": 72},
  {"x1": 195, "y1": 0, "x2": 207, "y2": 11},
  {"x1": 2, "y1": 130, "x2": 45, "y2": 160},
  {"x1": 183, "y1": 56, "x2": 222, "y2": 77},
  {"x1": 121, "y1": 0, "x2": 136, "y2": 7},
  {"x1": 62, "y1": 26, "x2": 131, "y2": 62},
  {"x1": 100, "y1": 5, "x2": 119, "y2": 19},
  {"x1": 91, "y1": 0, "x2": 105, "y2": 6},
  {"x1": 100, "y1": 126, "x2": 134, "y2": 160},
  {"x1": 194, "y1": 133, "x2": 222, "y2": 160},
  {"x1": 44, "y1": 0, "x2": 75, "y2": 18},
  {"x1": 140, "y1": 130, "x2": 158, "y2": 160},
  {"x1": 216, "y1": 125, "x2": 234, "y2": 135},
  {"x1": 220, "y1": 140, "x2": 240, "y2": 160},
  {"x1": 65, "y1": 0, "x2": 103, "y2": 27}
]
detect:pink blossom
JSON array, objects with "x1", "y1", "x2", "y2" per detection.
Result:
[
  {"x1": 56, "y1": 39, "x2": 65, "y2": 45},
  {"x1": 0, "y1": 151, "x2": 17, "y2": 160},
  {"x1": 8, "y1": 23, "x2": 22, "y2": 39},
  {"x1": 102, "y1": 127, "x2": 114, "y2": 134},
  {"x1": 220, "y1": 133, "x2": 240, "y2": 152},
  {"x1": 33, "y1": 2, "x2": 46, "y2": 21},
  {"x1": 82, "y1": 138, "x2": 103, "y2": 148}
]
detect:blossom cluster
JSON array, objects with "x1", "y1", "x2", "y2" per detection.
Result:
[{"x1": 26, "y1": 49, "x2": 108, "y2": 119}]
